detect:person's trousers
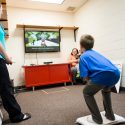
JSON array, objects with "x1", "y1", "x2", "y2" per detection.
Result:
[
  {"x1": 0, "y1": 59, "x2": 24, "y2": 121},
  {"x1": 71, "y1": 67, "x2": 77, "y2": 84},
  {"x1": 83, "y1": 80, "x2": 115, "y2": 124}
]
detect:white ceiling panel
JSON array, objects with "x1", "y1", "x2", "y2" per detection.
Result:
[{"x1": 6, "y1": 0, "x2": 88, "y2": 13}]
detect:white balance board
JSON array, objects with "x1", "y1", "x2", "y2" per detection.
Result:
[{"x1": 76, "y1": 111, "x2": 125, "y2": 125}]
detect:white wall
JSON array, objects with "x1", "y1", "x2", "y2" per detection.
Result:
[
  {"x1": 74, "y1": 0, "x2": 125, "y2": 87},
  {"x1": 6, "y1": 0, "x2": 125, "y2": 87},
  {"x1": 6, "y1": 7, "x2": 76, "y2": 86}
]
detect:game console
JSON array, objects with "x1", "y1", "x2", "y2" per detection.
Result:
[{"x1": 43, "y1": 61, "x2": 53, "y2": 64}]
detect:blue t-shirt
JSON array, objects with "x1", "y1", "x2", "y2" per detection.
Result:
[
  {"x1": 0, "y1": 25, "x2": 6, "y2": 59},
  {"x1": 79, "y1": 50, "x2": 120, "y2": 86}
]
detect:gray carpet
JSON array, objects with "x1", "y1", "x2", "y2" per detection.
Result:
[{"x1": 2, "y1": 85, "x2": 125, "y2": 125}]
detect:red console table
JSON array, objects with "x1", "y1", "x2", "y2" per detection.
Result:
[{"x1": 23, "y1": 63, "x2": 72, "y2": 90}]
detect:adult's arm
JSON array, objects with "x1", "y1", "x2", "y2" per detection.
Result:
[
  {"x1": 68, "y1": 55, "x2": 78, "y2": 63},
  {"x1": 0, "y1": 42, "x2": 12, "y2": 65}
]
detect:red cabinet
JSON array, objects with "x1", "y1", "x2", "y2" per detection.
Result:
[{"x1": 23, "y1": 63, "x2": 72, "y2": 88}]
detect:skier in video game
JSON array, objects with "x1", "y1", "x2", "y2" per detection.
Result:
[{"x1": 41, "y1": 33, "x2": 47, "y2": 47}]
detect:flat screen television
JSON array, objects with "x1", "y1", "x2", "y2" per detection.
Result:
[{"x1": 24, "y1": 31, "x2": 60, "y2": 53}]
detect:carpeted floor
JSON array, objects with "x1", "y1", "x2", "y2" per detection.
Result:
[{"x1": 2, "y1": 85, "x2": 125, "y2": 125}]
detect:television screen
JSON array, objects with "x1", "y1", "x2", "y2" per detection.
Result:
[{"x1": 24, "y1": 31, "x2": 60, "y2": 53}]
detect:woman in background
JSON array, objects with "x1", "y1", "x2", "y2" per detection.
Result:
[
  {"x1": 0, "y1": 3, "x2": 31, "y2": 123},
  {"x1": 68, "y1": 48, "x2": 79, "y2": 84}
]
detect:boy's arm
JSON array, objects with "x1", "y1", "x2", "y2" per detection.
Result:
[
  {"x1": 0, "y1": 42, "x2": 12, "y2": 65},
  {"x1": 79, "y1": 57, "x2": 89, "y2": 82}
]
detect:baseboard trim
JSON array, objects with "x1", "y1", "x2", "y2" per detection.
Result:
[
  {"x1": 14, "y1": 85, "x2": 25, "y2": 90},
  {"x1": 120, "y1": 87, "x2": 125, "y2": 91},
  {"x1": 13, "y1": 83, "x2": 72, "y2": 93},
  {"x1": 13, "y1": 85, "x2": 125, "y2": 93},
  {"x1": 14, "y1": 85, "x2": 28, "y2": 93}
]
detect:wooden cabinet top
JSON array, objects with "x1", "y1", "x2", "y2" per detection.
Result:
[{"x1": 23, "y1": 63, "x2": 71, "y2": 68}]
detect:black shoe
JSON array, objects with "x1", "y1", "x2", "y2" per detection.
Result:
[
  {"x1": 105, "y1": 113, "x2": 115, "y2": 121},
  {"x1": 22, "y1": 113, "x2": 31, "y2": 121},
  {"x1": 72, "y1": 82, "x2": 77, "y2": 85},
  {"x1": 11, "y1": 113, "x2": 31, "y2": 123},
  {"x1": 92, "y1": 117, "x2": 103, "y2": 124}
]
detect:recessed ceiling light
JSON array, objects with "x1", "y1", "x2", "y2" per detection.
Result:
[{"x1": 29, "y1": 0, "x2": 64, "y2": 4}]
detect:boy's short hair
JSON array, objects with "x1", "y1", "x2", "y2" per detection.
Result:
[{"x1": 80, "y1": 34, "x2": 94, "y2": 50}]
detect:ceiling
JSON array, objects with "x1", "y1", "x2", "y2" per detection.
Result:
[{"x1": 6, "y1": 0, "x2": 88, "y2": 13}]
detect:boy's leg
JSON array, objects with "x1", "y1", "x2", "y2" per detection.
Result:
[
  {"x1": 102, "y1": 88, "x2": 115, "y2": 120},
  {"x1": 83, "y1": 80, "x2": 103, "y2": 124}
]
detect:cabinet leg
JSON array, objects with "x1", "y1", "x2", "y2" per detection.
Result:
[
  {"x1": 32, "y1": 86, "x2": 35, "y2": 91},
  {"x1": 64, "y1": 82, "x2": 66, "y2": 86}
]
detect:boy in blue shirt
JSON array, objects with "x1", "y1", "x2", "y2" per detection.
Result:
[{"x1": 79, "y1": 34, "x2": 120, "y2": 124}]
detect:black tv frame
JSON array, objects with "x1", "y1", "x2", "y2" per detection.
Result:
[{"x1": 24, "y1": 30, "x2": 61, "y2": 53}]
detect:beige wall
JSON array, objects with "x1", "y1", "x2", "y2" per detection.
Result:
[
  {"x1": 74, "y1": 0, "x2": 125, "y2": 87},
  {"x1": 6, "y1": 7, "x2": 76, "y2": 86}
]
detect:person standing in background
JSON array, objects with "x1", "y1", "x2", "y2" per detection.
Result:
[
  {"x1": 68, "y1": 48, "x2": 79, "y2": 84},
  {"x1": 0, "y1": 3, "x2": 31, "y2": 123}
]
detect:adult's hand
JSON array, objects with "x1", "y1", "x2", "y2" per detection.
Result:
[
  {"x1": 75, "y1": 59, "x2": 78, "y2": 63},
  {"x1": 5, "y1": 57, "x2": 13, "y2": 65}
]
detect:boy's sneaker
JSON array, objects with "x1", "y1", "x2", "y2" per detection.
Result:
[{"x1": 105, "y1": 113, "x2": 115, "y2": 121}]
